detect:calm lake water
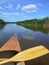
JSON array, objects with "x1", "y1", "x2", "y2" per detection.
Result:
[{"x1": 0, "y1": 24, "x2": 49, "y2": 65}]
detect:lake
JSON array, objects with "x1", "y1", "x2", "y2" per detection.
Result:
[{"x1": 0, "y1": 24, "x2": 49, "y2": 65}]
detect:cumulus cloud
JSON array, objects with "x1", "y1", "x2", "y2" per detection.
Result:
[
  {"x1": 0, "y1": 6, "x2": 4, "y2": 9},
  {"x1": 16, "y1": 4, "x2": 21, "y2": 9},
  {"x1": 22, "y1": 4, "x2": 37, "y2": 13},
  {"x1": 2, "y1": 12, "x2": 20, "y2": 16}
]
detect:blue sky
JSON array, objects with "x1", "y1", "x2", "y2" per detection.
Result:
[{"x1": 0, "y1": 0, "x2": 49, "y2": 22}]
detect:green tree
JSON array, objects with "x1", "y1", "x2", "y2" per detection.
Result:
[{"x1": 0, "y1": 19, "x2": 5, "y2": 25}]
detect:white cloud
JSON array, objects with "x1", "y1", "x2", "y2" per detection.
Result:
[
  {"x1": 39, "y1": 15, "x2": 45, "y2": 18},
  {"x1": 0, "y1": 6, "x2": 4, "y2": 9},
  {"x1": 22, "y1": 4, "x2": 37, "y2": 13},
  {"x1": 2, "y1": 12, "x2": 20, "y2": 16},
  {"x1": 16, "y1": 4, "x2": 21, "y2": 9}
]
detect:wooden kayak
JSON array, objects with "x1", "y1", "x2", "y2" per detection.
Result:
[
  {"x1": 0, "y1": 34, "x2": 21, "y2": 52},
  {"x1": 0, "y1": 34, "x2": 25, "y2": 65}
]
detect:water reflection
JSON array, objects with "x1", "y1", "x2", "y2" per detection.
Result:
[
  {"x1": 0, "y1": 24, "x2": 49, "y2": 48},
  {"x1": 22, "y1": 33, "x2": 35, "y2": 40},
  {"x1": 17, "y1": 63, "x2": 21, "y2": 65},
  {"x1": 0, "y1": 24, "x2": 49, "y2": 65},
  {"x1": 0, "y1": 24, "x2": 5, "y2": 29},
  {"x1": 25, "y1": 25, "x2": 49, "y2": 34},
  {"x1": 3, "y1": 24, "x2": 27, "y2": 35}
]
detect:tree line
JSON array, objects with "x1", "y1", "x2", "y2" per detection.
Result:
[
  {"x1": 16, "y1": 17, "x2": 49, "y2": 28},
  {"x1": 0, "y1": 17, "x2": 49, "y2": 26},
  {"x1": 0, "y1": 19, "x2": 5, "y2": 25}
]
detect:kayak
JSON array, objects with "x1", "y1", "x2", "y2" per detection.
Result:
[{"x1": 0, "y1": 34, "x2": 25, "y2": 65}]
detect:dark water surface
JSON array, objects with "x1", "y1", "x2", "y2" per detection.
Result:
[{"x1": 0, "y1": 24, "x2": 49, "y2": 65}]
